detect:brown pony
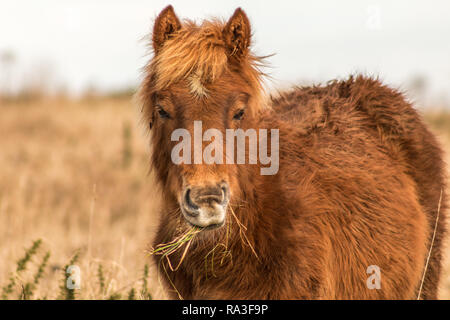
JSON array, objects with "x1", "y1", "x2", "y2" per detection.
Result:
[{"x1": 139, "y1": 6, "x2": 447, "y2": 299}]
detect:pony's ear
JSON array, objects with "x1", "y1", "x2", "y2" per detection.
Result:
[
  {"x1": 152, "y1": 5, "x2": 181, "y2": 53},
  {"x1": 223, "y1": 8, "x2": 251, "y2": 59}
]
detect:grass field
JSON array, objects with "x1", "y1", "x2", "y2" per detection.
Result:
[
  {"x1": 0, "y1": 97, "x2": 165, "y2": 299},
  {"x1": 0, "y1": 97, "x2": 449, "y2": 299}
]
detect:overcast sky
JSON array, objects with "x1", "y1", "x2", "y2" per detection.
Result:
[{"x1": 0, "y1": 0, "x2": 449, "y2": 105}]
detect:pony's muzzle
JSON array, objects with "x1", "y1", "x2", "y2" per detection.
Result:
[{"x1": 181, "y1": 182, "x2": 229, "y2": 229}]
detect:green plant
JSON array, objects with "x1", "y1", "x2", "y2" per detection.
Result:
[
  {"x1": 59, "y1": 250, "x2": 80, "y2": 300},
  {"x1": 1, "y1": 239, "x2": 43, "y2": 300},
  {"x1": 97, "y1": 264, "x2": 105, "y2": 295},
  {"x1": 141, "y1": 264, "x2": 151, "y2": 300}
]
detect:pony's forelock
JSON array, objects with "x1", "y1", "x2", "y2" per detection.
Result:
[{"x1": 148, "y1": 19, "x2": 265, "y2": 97}]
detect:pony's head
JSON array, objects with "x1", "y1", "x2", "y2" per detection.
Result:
[{"x1": 141, "y1": 6, "x2": 265, "y2": 231}]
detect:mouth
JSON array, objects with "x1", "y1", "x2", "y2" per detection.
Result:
[
  {"x1": 179, "y1": 183, "x2": 230, "y2": 230},
  {"x1": 180, "y1": 204, "x2": 227, "y2": 231},
  {"x1": 185, "y1": 218, "x2": 225, "y2": 231}
]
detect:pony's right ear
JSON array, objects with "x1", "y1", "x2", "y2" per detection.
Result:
[{"x1": 152, "y1": 5, "x2": 181, "y2": 53}]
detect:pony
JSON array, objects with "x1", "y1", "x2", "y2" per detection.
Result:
[{"x1": 139, "y1": 5, "x2": 447, "y2": 299}]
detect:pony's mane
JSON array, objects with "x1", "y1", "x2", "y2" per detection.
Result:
[{"x1": 149, "y1": 19, "x2": 266, "y2": 97}]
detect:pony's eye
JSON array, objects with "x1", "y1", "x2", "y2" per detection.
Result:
[
  {"x1": 157, "y1": 106, "x2": 171, "y2": 119},
  {"x1": 233, "y1": 109, "x2": 245, "y2": 120}
]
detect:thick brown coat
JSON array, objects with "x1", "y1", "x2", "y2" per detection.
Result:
[{"x1": 140, "y1": 6, "x2": 447, "y2": 299}]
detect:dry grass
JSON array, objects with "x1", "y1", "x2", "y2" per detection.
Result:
[
  {"x1": 0, "y1": 97, "x2": 166, "y2": 299},
  {"x1": 0, "y1": 97, "x2": 448, "y2": 299}
]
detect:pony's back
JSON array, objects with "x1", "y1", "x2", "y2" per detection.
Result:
[{"x1": 271, "y1": 75, "x2": 447, "y2": 299}]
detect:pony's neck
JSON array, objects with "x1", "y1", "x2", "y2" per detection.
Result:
[{"x1": 228, "y1": 160, "x2": 280, "y2": 247}]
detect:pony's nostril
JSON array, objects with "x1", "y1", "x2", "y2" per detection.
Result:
[
  {"x1": 184, "y1": 183, "x2": 230, "y2": 209},
  {"x1": 220, "y1": 183, "x2": 230, "y2": 204},
  {"x1": 184, "y1": 188, "x2": 199, "y2": 210}
]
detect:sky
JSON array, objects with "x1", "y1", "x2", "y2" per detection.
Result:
[{"x1": 0, "y1": 0, "x2": 449, "y2": 106}]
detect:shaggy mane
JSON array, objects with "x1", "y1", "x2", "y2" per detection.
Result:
[{"x1": 147, "y1": 19, "x2": 266, "y2": 97}]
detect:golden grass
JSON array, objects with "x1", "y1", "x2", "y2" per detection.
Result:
[
  {"x1": 0, "y1": 97, "x2": 166, "y2": 299},
  {"x1": 0, "y1": 97, "x2": 448, "y2": 299}
]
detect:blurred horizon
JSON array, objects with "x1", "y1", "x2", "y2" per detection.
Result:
[{"x1": 1, "y1": 0, "x2": 449, "y2": 108}]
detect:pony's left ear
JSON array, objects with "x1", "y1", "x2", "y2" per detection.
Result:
[
  {"x1": 223, "y1": 8, "x2": 251, "y2": 59},
  {"x1": 152, "y1": 5, "x2": 182, "y2": 53}
]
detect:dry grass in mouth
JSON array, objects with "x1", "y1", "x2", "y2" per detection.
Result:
[
  {"x1": 147, "y1": 205, "x2": 258, "y2": 297},
  {"x1": 147, "y1": 225, "x2": 203, "y2": 299},
  {"x1": 148, "y1": 226, "x2": 203, "y2": 272},
  {"x1": 229, "y1": 206, "x2": 259, "y2": 260},
  {"x1": 149, "y1": 205, "x2": 259, "y2": 283},
  {"x1": 204, "y1": 221, "x2": 233, "y2": 279}
]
